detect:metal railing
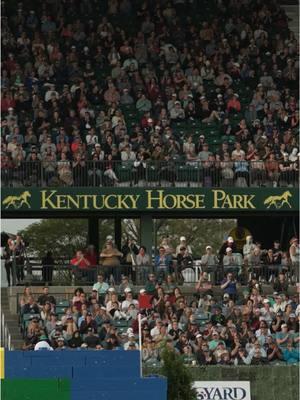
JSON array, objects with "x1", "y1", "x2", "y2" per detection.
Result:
[
  {"x1": 1, "y1": 160, "x2": 298, "y2": 187},
  {"x1": 11, "y1": 258, "x2": 298, "y2": 287},
  {"x1": 1, "y1": 311, "x2": 12, "y2": 349}
]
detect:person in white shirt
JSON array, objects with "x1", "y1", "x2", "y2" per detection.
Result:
[
  {"x1": 93, "y1": 274, "x2": 109, "y2": 297},
  {"x1": 243, "y1": 236, "x2": 256, "y2": 259},
  {"x1": 150, "y1": 319, "x2": 163, "y2": 338},
  {"x1": 34, "y1": 337, "x2": 54, "y2": 351},
  {"x1": 124, "y1": 333, "x2": 138, "y2": 350},
  {"x1": 175, "y1": 236, "x2": 192, "y2": 256},
  {"x1": 121, "y1": 288, "x2": 139, "y2": 312}
]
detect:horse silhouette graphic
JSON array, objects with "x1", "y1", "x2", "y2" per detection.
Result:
[
  {"x1": 263, "y1": 191, "x2": 292, "y2": 209},
  {"x1": 2, "y1": 191, "x2": 32, "y2": 209}
]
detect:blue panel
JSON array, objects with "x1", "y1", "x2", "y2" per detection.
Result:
[
  {"x1": 71, "y1": 377, "x2": 167, "y2": 391},
  {"x1": 5, "y1": 365, "x2": 73, "y2": 379},
  {"x1": 72, "y1": 391, "x2": 163, "y2": 400},
  {"x1": 72, "y1": 366, "x2": 140, "y2": 379}
]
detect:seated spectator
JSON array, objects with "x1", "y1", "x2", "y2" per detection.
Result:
[
  {"x1": 21, "y1": 296, "x2": 40, "y2": 315},
  {"x1": 92, "y1": 274, "x2": 109, "y2": 302},
  {"x1": 37, "y1": 287, "x2": 56, "y2": 307}
]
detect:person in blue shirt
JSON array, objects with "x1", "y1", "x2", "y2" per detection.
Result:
[
  {"x1": 155, "y1": 247, "x2": 172, "y2": 284},
  {"x1": 221, "y1": 272, "x2": 237, "y2": 301}
]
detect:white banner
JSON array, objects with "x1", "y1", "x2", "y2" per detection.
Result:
[{"x1": 193, "y1": 381, "x2": 251, "y2": 400}]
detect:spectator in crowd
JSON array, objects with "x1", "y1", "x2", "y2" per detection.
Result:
[
  {"x1": 41, "y1": 251, "x2": 55, "y2": 284},
  {"x1": 100, "y1": 239, "x2": 123, "y2": 283}
]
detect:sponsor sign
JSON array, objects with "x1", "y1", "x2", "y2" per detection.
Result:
[{"x1": 193, "y1": 381, "x2": 251, "y2": 400}]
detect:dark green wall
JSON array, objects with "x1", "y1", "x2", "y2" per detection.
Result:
[{"x1": 1, "y1": 378, "x2": 70, "y2": 400}]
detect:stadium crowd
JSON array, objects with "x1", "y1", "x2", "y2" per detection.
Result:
[
  {"x1": 1, "y1": 0, "x2": 299, "y2": 187},
  {"x1": 19, "y1": 273, "x2": 300, "y2": 365},
  {"x1": 18, "y1": 234, "x2": 300, "y2": 365}
]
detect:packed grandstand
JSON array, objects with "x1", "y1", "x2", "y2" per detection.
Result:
[
  {"x1": 1, "y1": 1, "x2": 299, "y2": 396},
  {"x1": 1, "y1": 0, "x2": 299, "y2": 188}
]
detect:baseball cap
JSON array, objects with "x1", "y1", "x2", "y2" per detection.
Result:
[
  {"x1": 124, "y1": 287, "x2": 132, "y2": 293},
  {"x1": 180, "y1": 236, "x2": 186, "y2": 241},
  {"x1": 206, "y1": 245, "x2": 212, "y2": 250},
  {"x1": 263, "y1": 299, "x2": 270, "y2": 304},
  {"x1": 140, "y1": 289, "x2": 146, "y2": 294}
]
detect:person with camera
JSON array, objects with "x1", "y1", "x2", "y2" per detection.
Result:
[
  {"x1": 220, "y1": 272, "x2": 238, "y2": 301},
  {"x1": 8, "y1": 233, "x2": 26, "y2": 284}
]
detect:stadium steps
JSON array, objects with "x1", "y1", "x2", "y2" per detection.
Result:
[
  {"x1": 1, "y1": 288, "x2": 23, "y2": 349},
  {"x1": 282, "y1": 4, "x2": 299, "y2": 36}
]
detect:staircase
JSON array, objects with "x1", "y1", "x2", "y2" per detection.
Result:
[
  {"x1": 282, "y1": 3, "x2": 299, "y2": 37},
  {"x1": 1, "y1": 288, "x2": 23, "y2": 349}
]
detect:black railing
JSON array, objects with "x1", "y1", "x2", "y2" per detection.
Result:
[
  {"x1": 1, "y1": 160, "x2": 299, "y2": 188},
  {"x1": 5, "y1": 257, "x2": 297, "y2": 287}
]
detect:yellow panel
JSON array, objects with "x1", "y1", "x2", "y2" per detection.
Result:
[{"x1": 0, "y1": 348, "x2": 4, "y2": 379}]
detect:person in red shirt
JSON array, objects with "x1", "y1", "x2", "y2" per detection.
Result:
[
  {"x1": 226, "y1": 93, "x2": 241, "y2": 113},
  {"x1": 70, "y1": 250, "x2": 91, "y2": 281}
]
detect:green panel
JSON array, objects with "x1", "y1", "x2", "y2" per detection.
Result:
[
  {"x1": 1, "y1": 379, "x2": 70, "y2": 400},
  {"x1": 1, "y1": 188, "x2": 298, "y2": 215}
]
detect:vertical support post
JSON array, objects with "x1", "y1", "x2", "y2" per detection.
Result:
[
  {"x1": 140, "y1": 215, "x2": 153, "y2": 260},
  {"x1": 11, "y1": 251, "x2": 17, "y2": 286},
  {"x1": 114, "y1": 218, "x2": 122, "y2": 250},
  {"x1": 138, "y1": 313, "x2": 143, "y2": 377},
  {"x1": 88, "y1": 217, "x2": 99, "y2": 260}
]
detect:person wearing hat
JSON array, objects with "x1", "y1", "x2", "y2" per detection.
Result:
[
  {"x1": 121, "y1": 288, "x2": 139, "y2": 312},
  {"x1": 175, "y1": 236, "x2": 192, "y2": 257},
  {"x1": 218, "y1": 236, "x2": 237, "y2": 263},
  {"x1": 124, "y1": 333, "x2": 138, "y2": 350},
  {"x1": 200, "y1": 245, "x2": 219, "y2": 282},
  {"x1": 223, "y1": 247, "x2": 239, "y2": 275},
  {"x1": 83, "y1": 327, "x2": 100, "y2": 348},
  {"x1": 79, "y1": 312, "x2": 97, "y2": 335},
  {"x1": 55, "y1": 336, "x2": 67, "y2": 350},
  {"x1": 34, "y1": 335, "x2": 54, "y2": 351}
]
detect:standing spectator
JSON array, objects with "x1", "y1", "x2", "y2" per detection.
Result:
[
  {"x1": 155, "y1": 247, "x2": 173, "y2": 284},
  {"x1": 221, "y1": 272, "x2": 238, "y2": 301},
  {"x1": 70, "y1": 250, "x2": 91, "y2": 280},
  {"x1": 136, "y1": 246, "x2": 151, "y2": 285},
  {"x1": 175, "y1": 236, "x2": 192, "y2": 256},
  {"x1": 100, "y1": 240, "x2": 123, "y2": 283},
  {"x1": 41, "y1": 251, "x2": 55, "y2": 284}
]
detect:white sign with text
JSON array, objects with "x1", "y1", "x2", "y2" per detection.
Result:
[{"x1": 193, "y1": 381, "x2": 251, "y2": 400}]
